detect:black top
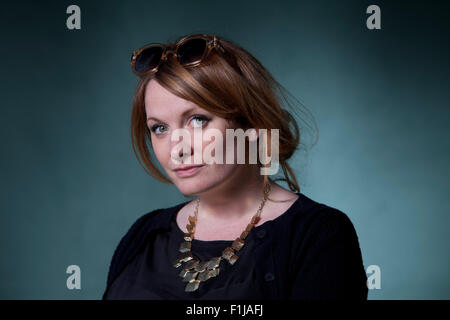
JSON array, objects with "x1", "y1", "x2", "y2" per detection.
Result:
[
  {"x1": 104, "y1": 212, "x2": 263, "y2": 299},
  {"x1": 103, "y1": 193, "x2": 368, "y2": 300}
]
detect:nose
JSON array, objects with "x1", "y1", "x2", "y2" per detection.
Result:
[{"x1": 170, "y1": 134, "x2": 193, "y2": 165}]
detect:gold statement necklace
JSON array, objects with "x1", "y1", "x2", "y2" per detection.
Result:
[{"x1": 172, "y1": 183, "x2": 271, "y2": 292}]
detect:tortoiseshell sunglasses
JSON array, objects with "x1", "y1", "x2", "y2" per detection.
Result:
[{"x1": 130, "y1": 34, "x2": 225, "y2": 77}]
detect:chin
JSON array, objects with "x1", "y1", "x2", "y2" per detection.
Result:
[{"x1": 171, "y1": 175, "x2": 212, "y2": 197}]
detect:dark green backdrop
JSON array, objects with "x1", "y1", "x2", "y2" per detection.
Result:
[{"x1": 1, "y1": 0, "x2": 449, "y2": 299}]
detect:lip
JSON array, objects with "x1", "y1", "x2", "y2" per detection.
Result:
[{"x1": 173, "y1": 165, "x2": 205, "y2": 178}]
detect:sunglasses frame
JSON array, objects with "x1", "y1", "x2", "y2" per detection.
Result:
[{"x1": 131, "y1": 34, "x2": 225, "y2": 77}]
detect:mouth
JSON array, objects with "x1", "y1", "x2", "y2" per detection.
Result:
[{"x1": 173, "y1": 164, "x2": 205, "y2": 178}]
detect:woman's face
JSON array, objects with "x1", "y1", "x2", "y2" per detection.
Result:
[{"x1": 144, "y1": 79, "x2": 242, "y2": 196}]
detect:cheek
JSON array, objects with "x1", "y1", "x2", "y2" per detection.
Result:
[
  {"x1": 200, "y1": 135, "x2": 222, "y2": 158},
  {"x1": 151, "y1": 139, "x2": 169, "y2": 165},
  {"x1": 200, "y1": 127, "x2": 246, "y2": 165}
]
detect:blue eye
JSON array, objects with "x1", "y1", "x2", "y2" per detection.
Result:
[
  {"x1": 190, "y1": 115, "x2": 210, "y2": 128},
  {"x1": 150, "y1": 124, "x2": 167, "y2": 135},
  {"x1": 150, "y1": 115, "x2": 211, "y2": 135}
]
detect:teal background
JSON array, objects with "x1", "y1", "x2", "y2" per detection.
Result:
[{"x1": 1, "y1": 0, "x2": 449, "y2": 299}]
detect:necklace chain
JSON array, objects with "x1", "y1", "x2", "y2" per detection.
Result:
[{"x1": 172, "y1": 184, "x2": 271, "y2": 292}]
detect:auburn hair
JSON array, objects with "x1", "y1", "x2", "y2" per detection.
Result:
[{"x1": 130, "y1": 33, "x2": 318, "y2": 195}]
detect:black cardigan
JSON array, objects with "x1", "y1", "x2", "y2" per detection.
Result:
[{"x1": 102, "y1": 192, "x2": 368, "y2": 300}]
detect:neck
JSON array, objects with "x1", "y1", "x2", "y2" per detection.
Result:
[{"x1": 195, "y1": 164, "x2": 270, "y2": 222}]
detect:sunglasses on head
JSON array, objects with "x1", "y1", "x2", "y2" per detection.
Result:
[{"x1": 130, "y1": 34, "x2": 225, "y2": 77}]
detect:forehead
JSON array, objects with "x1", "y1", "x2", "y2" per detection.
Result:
[{"x1": 144, "y1": 79, "x2": 197, "y2": 117}]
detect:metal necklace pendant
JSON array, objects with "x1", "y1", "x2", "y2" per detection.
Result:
[{"x1": 172, "y1": 184, "x2": 271, "y2": 292}]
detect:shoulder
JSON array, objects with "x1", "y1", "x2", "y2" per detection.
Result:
[
  {"x1": 122, "y1": 206, "x2": 170, "y2": 234},
  {"x1": 285, "y1": 193, "x2": 361, "y2": 244},
  {"x1": 120, "y1": 200, "x2": 189, "y2": 237},
  {"x1": 285, "y1": 194, "x2": 368, "y2": 299},
  {"x1": 113, "y1": 201, "x2": 187, "y2": 250},
  {"x1": 104, "y1": 208, "x2": 161, "y2": 285},
  {"x1": 104, "y1": 202, "x2": 187, "y2": 294},
  {"x1": 299, "y1": 193, "x2": 354, "y2": 223},
  {"x1": 310, "y1": 202, "x2": 356, "y2": 234},
  {"x1": 113, "y1": 207, "x2": 168, "y2": 249}
]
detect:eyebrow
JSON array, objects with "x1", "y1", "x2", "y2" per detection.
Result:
[{"x1": 146, "y1": 106, "x2": 203, "y2": 123}]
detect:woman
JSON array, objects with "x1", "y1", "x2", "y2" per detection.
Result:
[{"x1": 102, "y1": 33, "x2": 368, "y2": 300}]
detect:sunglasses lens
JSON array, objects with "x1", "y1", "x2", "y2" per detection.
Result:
[
  {"x1": 177, "y1": 38, "x2": 208, "y2": 65},
  {"x1": 134, "y1": 46, "x2": 164, "y2": 73}
]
